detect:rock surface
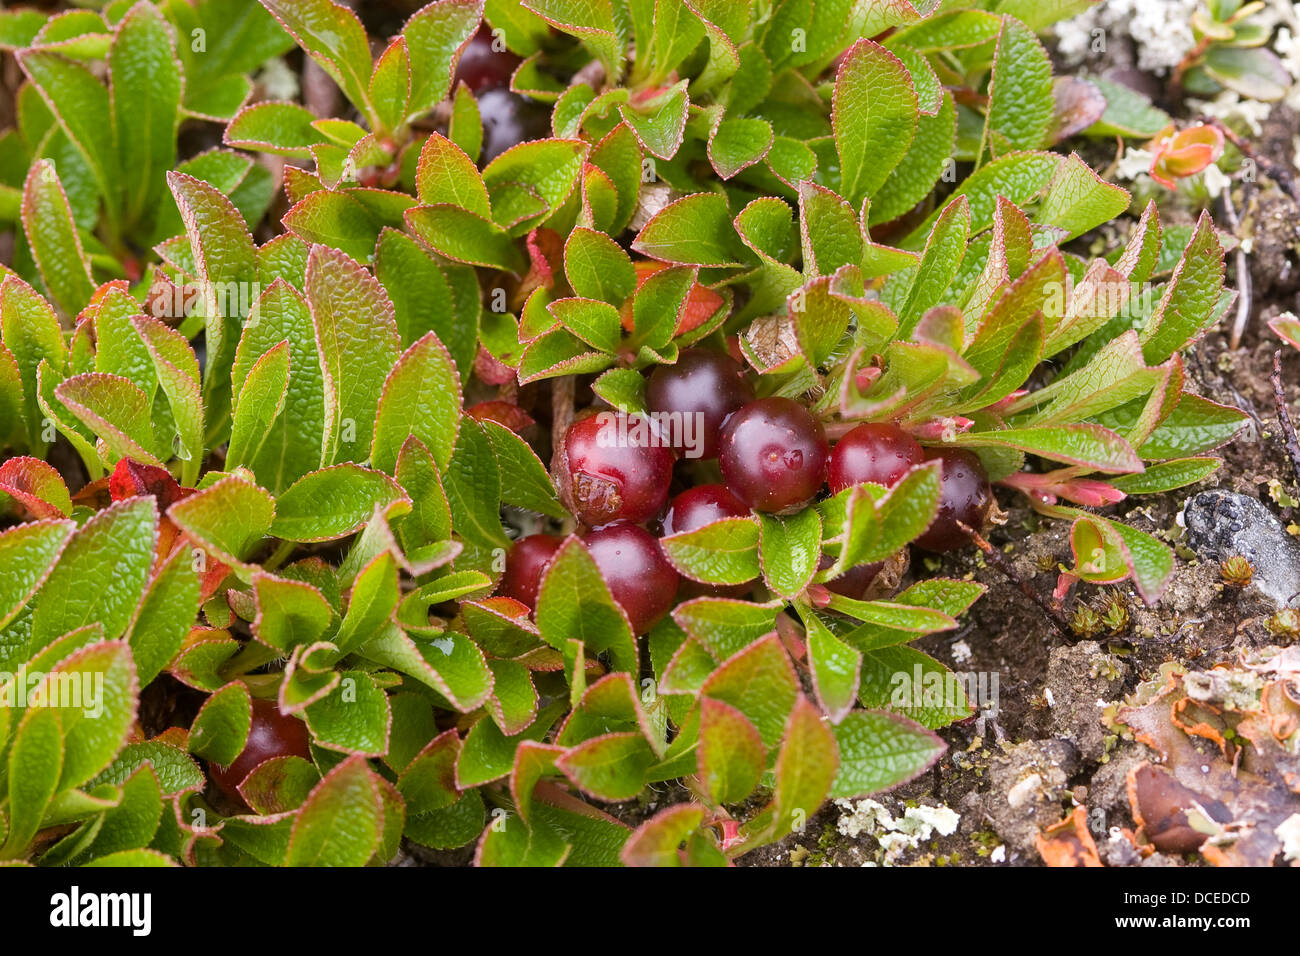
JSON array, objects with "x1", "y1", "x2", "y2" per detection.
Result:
[{"x1": 1182, "y1": 489, "x2": 1300, "y2": 607}]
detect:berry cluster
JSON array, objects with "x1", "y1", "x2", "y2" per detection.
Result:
[{"x1": 499, "y1": 348, "x2": 994, "y2": 633}]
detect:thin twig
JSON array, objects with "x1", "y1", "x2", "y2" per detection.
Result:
[
  {"x1": 1271, "y1": 349, "x2": 1300, "y2": 490},
  {"x1": 1219, "y1": 188, "x2": 1254, "y2": 350},
  {"x1": 550, "y1": 375, "x2": 574, "y2": 454},
  {"x1": 956, "y1": 521, "x2": 1077, "y2": 643}
]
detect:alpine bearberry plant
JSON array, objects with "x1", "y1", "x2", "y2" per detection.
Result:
[{"x1": 0, "y1": 0, "x2": 1249, "y2": 868}]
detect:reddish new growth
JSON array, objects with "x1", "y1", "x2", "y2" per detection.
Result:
[{"x1": 109, "y1": 458, "x2": 229, "y2": 598}]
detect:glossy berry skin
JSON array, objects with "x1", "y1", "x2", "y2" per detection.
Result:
[
  {"x1": 913, "y1": 449, "x2": 993, "y2": 553},
  {"x1": 645, "y1": 349, "x2": 755, "y2": 460},
  {"x1": 718, "y1": 398, "x2": 829, "y2": 513},
  {"x1": 818, "y1": 555, "x2": 885, "y2": 600},
  {"x1": 452, "y1": 27, "x2": 520, "y2": 92},
  {"x1": 828, "y1": 423, "x2": 925, "y2": 494},
  {"x1": 582, "y1": 524, "x2": 680, "y2": 634},
  {"x1": 478, "y1": 88, "x2": 551, "y2": 164},
  {"x1": 498, "y1": 533, "x2": 562, "y2": 609},
  {"x1": 555, "y1": 413, "x2": 675, "y2": 527},
  {"x1": 661, "y1": 484, "x2": 750, "y2": 536},
  {"x1": 210, "y1": 699, "x2": 312, "y2": 803}
]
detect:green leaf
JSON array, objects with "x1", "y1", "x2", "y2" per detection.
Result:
[
  {"x1": 661, "y1": 518, "x2": 761, "y2": 585},
  {"x1": 442, "y1": 417, "x2": 509, "y2": 548},
  {"x1": 285, "y1": 755, "x2": 383, "y2": 867},
  {"x1": 238, "y1": 755, "x2": 320, "y2": 814},
  {"x1": 870, "y1": 91, "x2": 958, "y2": 226},
  {"x1": 758, "y1": 509, "x2": 821, "y2": 598},
  {"x1": 253, "y1": 573, "x2": 331, "y2": 651},
  {"x1": 863, "y1": 462, "x2": 942, "y2": 561},
  {"x1": 548, "y1": 298, "x2": 623, "y2": 353},
  {"x1": 54, "y1": 372, "x2": 159, "y2": 467},
  {"x1": 405, "y1": 203, "x2": 527, "y2": 272},
  {"x1": 231, "y1": 280, "x2": 327, "y2": 492},
  {"x1": 124, "y1": 543, "x2": 200, "y2": 685},
  {"x1": 20, "y1": 161, "x2": 93, "y2": 318},
  {"x1": 1111, "y1": 457, "x2": 1220, "y2": 495},
  {"x1": 828, "y1": 709, "x2": 945, "y2": 797},
  {"x1": 984, "y1": 15, "x2": 1053, "y2": 156},
  {"x1": 700, "y1": 634, "x2": 799, "y2": 748},
  {"x1": 227, "y1": 340, "x2": 290, "y2": 471},
  {"x1": 404, "y1": 0, "x2": 482, "y2": 114},
  {"x1": 620, "y1": 804, "x2": 709, "y2": 867},
  {"x1": 305, "y1": 671, "x2": 392, "y2": 756},
  {"x1": 188, "y1": 682, "x2": 252, "y2": 765},
  {"x1": 261, "y1": 0, "x2": 372, "y2": 115},
  {"x1": 167, "y1": 473, "x2": 275, "y2": 568},
  {"x1": 1, "y1": 706, "x2": 62, "y2": 860},
  {"x1": 44, "y1": 640, "x2": 138, "y2": 791},
  {"x1": 374, "y1": 228, "x2": 479, "y2": 372},
  {"x1": 588, "y1": 122, "x2": 642, "y2": 236},
  {"x1": 282, "y1": 188, "x2": 411, "y2": 262},
  {"x1": 0, "y1": 277, "x2": 65, "y2": 450},
  {"x1": 307, "y1": 244, "x2": 402, "y2": 463},
  {"x1": 1085, "y1": 74, "x2": 1170, "y2": 138},
  {"x1": 708, "y1": 115, "x2": 772, "y2": 180},
  {"x1": 1126, "y1": 393, "x2": 1246, "y2": 459},
  {"x1": 804, "y1": 612, "x2": 862, "y2": 724},
  {"x1": 897, "y1": 196, "x2": 970, "y2": 336},
  {"x1": 951, "y1": 424, "x2": 1142, "y2": 473},
  {"x1": 833, "y1": 39, "x2": 916, "y2": 207},
  {"x1": 1199, "y1": 44, "x2": 1291, "y2": 102},
  {"x1": 1036, "y1": 152, "x2": 1130, "y2": 242},
  {"x1": 697, "y1": 697, "x2": 765, "y2": 807},
  {"x1": 0, "y1": 519, "x2": 74, "y2": 632},
  {"x1": 483, "y1": 138, "x2": 586, "y2": 232},
  {"x1": 798, "y1": 181, "x2": 863, "y2": 277},
  {"x1": 481, "y1": 420, "x2": 566, "y2": 519},
  {"x1": 632, "y1": 192, "x2": 747, "y2": 267},
  {"x1": 369, "y1": 37, "x2": 410, "y2": 135},
  {"x1": 272, "y1": 464, "x2": 408, "y2": 543},
  {"x1": 523, "y1": 0, "x2": 623, "y2": 80},
  {"x1": 564, "y1": 227, "x2": 636, "y2": 304},
  {"x1": 19, "y1": 50, "x2": 118, "y2": 223},
  {"x1": 394, "y1": 436, "x2": 453, "y2": 547},
  {"x1": 32, "y1": 498, "x2": 155, "y2": 645},
  {"x1": 736, "y1": 696, "x2": 838, "y2": 851},
  {"x1": 88, "y1": 740, "x2": 204, "y2": 798},
  {"x1": 449, "y1": 82, "x2": 482, "y2": 162},
  {"x1": 1140, "y1": 212, "x2": 1225, "y2": 365},
  {"x1": 557, "y1": 733, "x2": 656, "y2": 801},
  {"x1": 536, "y1": 538, "x2": 637, "y2": 670},
  {"x1": 225, "y1": 101, "x2": 327, "y2": 155},
  {"x1": 110, "y1": 3, "x2": 181, "y2": 229},
  {"x1": 476, "y1": 812, "x2": 570, "y2": 866},
  {"x1": 902, "y1": 152, "x2": 1058, "y2": 248},
  {"x1": 371, "y1": 332, "x2": 462, "y2": 474},
  {"x1": 415, "y1": 132, "x2": 490, "y2": 216}
]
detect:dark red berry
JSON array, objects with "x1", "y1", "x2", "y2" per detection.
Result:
[
  {"x1": 498, "y1": 533, "x2": 562, "y2": 609},
  {"x1": 718, "y1": 398, "x2": 828, "y2": 513},
  {"x1": 828, "y1": 423, "x2": 925, "y2": 494},
  {"x1": 554, "y1": 412, "x2": 675, "y2": 527},
  {"x1": 582, "y1": 524, "x2": 679, "y2": 634},
  {"x1": 477, "y1": 88, "x2": 551, "y2": 164},
  {"x1": 645, "y1": 349, "x2": 755, "y2": 460},
  {"x1": 452, "y1": 26, "x2": 520, "y2": 92},
  {"x1": 817, "y1": 554, "x2": 885, "y2": 600},
  {"x1": 661, "y1": 484, "x2": 750, "y2": 536},
  {"x1": 209, "y1": 699, "x2": 312, "y2": 803},
  {"x1": 913, "y1": 449, "x2": 993, "y2": 553}
]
